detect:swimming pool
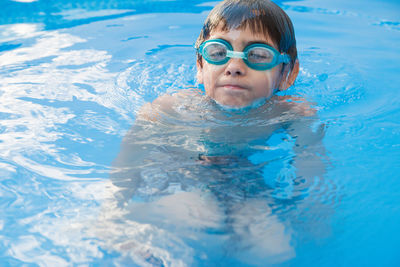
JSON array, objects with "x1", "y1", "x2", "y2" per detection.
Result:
[{"x1": 0, "y1": 0, "x2": 399, "y2": 266}]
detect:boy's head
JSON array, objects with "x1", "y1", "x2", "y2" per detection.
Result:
[{"x1": 195, "y1": 0, "x2": 299, "y2": 108}]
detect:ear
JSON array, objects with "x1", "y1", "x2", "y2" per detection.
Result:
[
  {"x1": 196, "y1": 59, "x2": 204, "y2": 84},
  {"x1": 279, "y1": 59, "x2": 299, "y2": 91}
]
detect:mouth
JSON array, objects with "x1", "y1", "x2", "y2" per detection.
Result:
[{"x1": 219, "y1": 84, "x2": 248, "y2": 91}]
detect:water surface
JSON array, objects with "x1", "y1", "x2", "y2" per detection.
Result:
[{"x1": 0, "y1": 0, "x2": 399, "y2": 266}]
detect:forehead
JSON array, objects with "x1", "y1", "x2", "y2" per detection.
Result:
[{"x1": 209, "y1": 23, "x2": 278, "y2": 49}]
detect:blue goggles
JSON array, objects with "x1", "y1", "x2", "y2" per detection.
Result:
[{"x1": 197, "y1": 39, "x2": 290, "y2": 71}]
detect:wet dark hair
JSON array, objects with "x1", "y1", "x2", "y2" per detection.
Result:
[{"x1": 195, "y1": 0, "x2": 297, "y2": 69}]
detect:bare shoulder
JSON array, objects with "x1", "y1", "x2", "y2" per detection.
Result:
[
  {"x1": 274, "y1": 95, "x2": 317, "y2": 117},
  {"x1": 137, "y1": 88, "x2": 203, "y2": 122},
  {"x1": 273, "y1": 95, "x2": 325, "y2": 146}
]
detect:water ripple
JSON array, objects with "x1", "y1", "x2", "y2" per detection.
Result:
[
  {"x1": 294, "y1": 49, "x2": 365, "y2": 113},
  {"x1": 115, "y1": 45, "x2": 196, "y2": 117},
  {"x1": 0, "y1": 27, "x2": 128, "y2": 183}
]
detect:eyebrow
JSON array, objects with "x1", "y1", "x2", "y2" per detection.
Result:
[
  {"x1": 213, "y1": 37, "x2": 276, "y2": 50},
  {"x1": 245, "y1": 40, "x2": 276, "y2": 48}
]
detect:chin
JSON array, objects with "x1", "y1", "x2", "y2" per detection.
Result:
[
  {"x1": 216, "y1": 98, "x2": 248, "y2": 108},
  {"x1": 214, "y1": 97, "x2": 267, "y2": 111}
]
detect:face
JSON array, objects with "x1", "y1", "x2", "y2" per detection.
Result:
[{"x1": 197, "y1": 25, "x2": 295, "y2": 108}]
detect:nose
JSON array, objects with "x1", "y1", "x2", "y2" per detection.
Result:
[{"x1": 225, "y1": 58, "x2": 247, "y2": 77}]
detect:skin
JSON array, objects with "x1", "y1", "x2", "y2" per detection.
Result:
[{"x1": 196, "y1": 24, "x2": 299, "y2": 108}]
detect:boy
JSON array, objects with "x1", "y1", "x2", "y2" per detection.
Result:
[
  {"x1": 109, "y1": 0, "x2": 328, "y2": 265},
  {"x1": 195, "y1": 0, "x2": 299, "y2": 108}
]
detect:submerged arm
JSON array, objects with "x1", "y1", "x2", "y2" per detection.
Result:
[
  {"x1": 287, "y1": 117, "x2": 327, "y2": 182},
  {"x1": 285, "y1": 113, "x2": 335, "y2": 238}
]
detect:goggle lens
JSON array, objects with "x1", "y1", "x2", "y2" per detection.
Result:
[
  {"x1": 247, "y1": 47, "x2": 274, "y2": 64},
  {"x1": 204, "y1": 43, "x2": 228, "y2": 63}
]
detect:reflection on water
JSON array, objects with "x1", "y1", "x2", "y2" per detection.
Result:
[
  {"x1": 0, "y1": 24, "x2": 120, "y2": 181},
  {"x1": 0, "y1": 0, "x2": 211, "y2": 31},
  {"x1": 1, "y1": 0, "x2": 399, "y2": 265},
  {"x1": 0, "y1": 22, "x2": 122, "y2": 264}
]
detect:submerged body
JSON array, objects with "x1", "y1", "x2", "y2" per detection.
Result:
[
  {"x1": 109, "y1": 89, "x2": 327, "y2": 265},
  {"x1": 112, "y1": 88, "x2": 322, "y2": 201}
]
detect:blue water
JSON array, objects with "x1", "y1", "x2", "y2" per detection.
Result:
[{"x1": 1, "y1": 0, "x2": 399, "y2": 266}]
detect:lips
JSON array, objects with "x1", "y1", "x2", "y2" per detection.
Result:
[{"x1": 219, "y1": 83, "x2": 248, "y2": 90}]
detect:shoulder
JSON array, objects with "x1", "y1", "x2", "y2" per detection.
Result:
[
  {"x1": 273, "y1": 95, "x2": 317, "y2": 117},
  {"x1": 273, "y1": 96, "x2": 325, "y2": 147},
  {"x1": 137, "y1": 88, "x2": 204, "y2": 122}
]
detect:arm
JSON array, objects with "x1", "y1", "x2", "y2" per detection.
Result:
[
  {"x1": 284, "y1": 111, "x2": 335, "y2": 238},
  {"x1": 276, "y1": 95, "x2": 328, "y2": 186},
  {"x1": 110, "y1": 90, "x2": 203, "y2": 206},
  {"x1": 110, "y1": 94, "x2": 177, "y2": 206},
  {"x1": 287, "y1": 117, "x2": 327, "y2": 184}
]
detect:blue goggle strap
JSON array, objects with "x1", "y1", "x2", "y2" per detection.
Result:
[{"x1": 279, "y1": 54, "x2": 290, "y2": 64}]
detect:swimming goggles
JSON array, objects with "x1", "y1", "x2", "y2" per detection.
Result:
[{"x1": 197, "y1": 39, "x2": 290, "y2": 71}]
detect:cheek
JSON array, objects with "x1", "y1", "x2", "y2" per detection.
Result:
[
  {"x1": 262, "y1": 68, "x2": 282, "y2": 88},
  {"x1": 252, "y1": 70, "x2": 281, "y2": 97},
  {"x1": 202, "y1": 65, "x2": 222, "y2": 86},
  {"x1": 256, "y1": 72, "x2": 274, "y2": 88}
]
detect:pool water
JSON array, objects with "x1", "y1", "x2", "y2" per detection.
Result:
[{"x1": 1, "y1": 0, "x2": 399, "y2": 266}]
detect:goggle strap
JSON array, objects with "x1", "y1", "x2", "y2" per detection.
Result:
[{"x1": 280, "y1": 54, "x2": 290, "y2": 64}]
